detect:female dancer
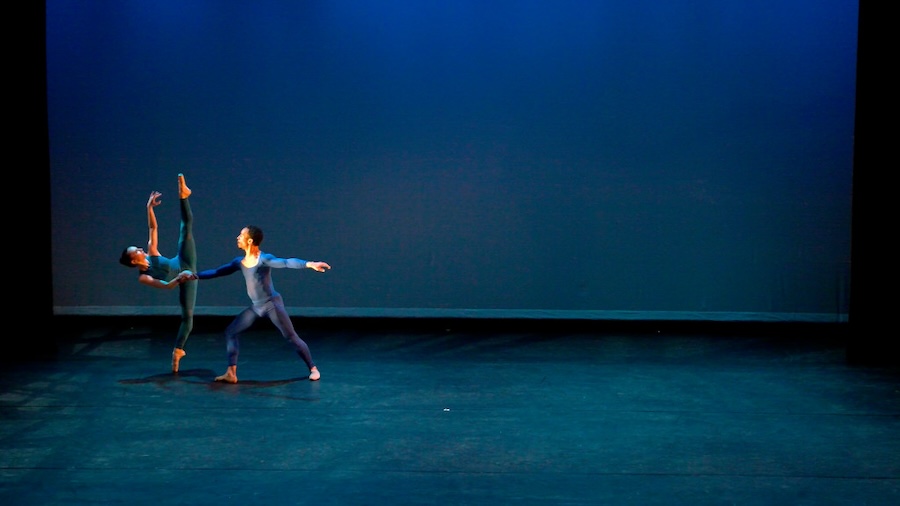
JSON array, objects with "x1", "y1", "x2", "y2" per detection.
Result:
[{"x1": 119, "y1": 173, "x2": 197, "y2": 373}]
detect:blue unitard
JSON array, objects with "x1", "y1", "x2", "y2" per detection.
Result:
[
  {"x1": 197, "y1": 253, "x2": 316, "y2": 369},
  {"x1": 140, "y1": 197, "x2": 197, "y2": 349}
]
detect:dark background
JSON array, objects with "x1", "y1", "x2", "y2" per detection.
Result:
[
  {"x1": 24, "y1": 3, "x2": 894, "y2": 357},
  {"x1": 44, "y1": 1, "x2": 860, "y2": 323}
]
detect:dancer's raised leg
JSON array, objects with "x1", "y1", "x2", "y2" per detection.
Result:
[{"x1": 173, "y1": 173, "x2": 197, "y2": 372}]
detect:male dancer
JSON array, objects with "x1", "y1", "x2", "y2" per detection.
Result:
[{"x1": 195, "y1": 225, "x2": 330, "y2": 383}]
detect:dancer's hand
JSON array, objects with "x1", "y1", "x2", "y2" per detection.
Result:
[
  {"x1": 147, "y1": 191, "x2": 162, "y2": 208},
  {"x1": 173, "y1": 271, "x2": 189, "y2": 284},
  {"x1": 177, "y1": 270, "x2": 198, "y2": 281},
  {"x1": 306, "y1": 261, "x2": 331, "y2": 272}
]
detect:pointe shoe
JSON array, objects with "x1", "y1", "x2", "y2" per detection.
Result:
[
  {"x1": 172, "y1": 348, "x2": 186, "y2": 373},
  {"x1": 215, "y1": 367, "x2": 238, "y2": 383},
  {"x1": 309, "y1": 367, "x2": 320, "y2": 381},
  {"x1": 178, "y1": 173, "x2": 192, "y2": 199}
]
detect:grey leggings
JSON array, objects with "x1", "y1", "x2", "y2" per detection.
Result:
[{"x1": 223, "y1": 294, "x2": 315, "y2": 370}]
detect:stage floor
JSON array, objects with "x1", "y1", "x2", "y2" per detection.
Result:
[{"x1": 2, "y1": 317, "x2": 898, "y2": 505}]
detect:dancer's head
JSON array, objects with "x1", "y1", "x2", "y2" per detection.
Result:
[
  {"x1": 119, "y1": 246, "x2": 145, "y2": 268},
  {"x1": 246, "y1": 225, "x2": 264, "y2": 245},
  {"x1": 237, "y1": 225, "x2": 264, "y2": 250}
]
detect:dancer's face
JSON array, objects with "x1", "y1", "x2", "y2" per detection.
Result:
[
  {"x1": 236, "y1": 228, "x2": 251, "y2": 249},
  {"x1": 126, "y1": 246, "x2": 146, "y2": 264}
]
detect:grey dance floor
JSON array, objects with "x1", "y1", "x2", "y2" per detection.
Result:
[{"x1": 1, "y1": 317, "x2": 898, "y2": 505}]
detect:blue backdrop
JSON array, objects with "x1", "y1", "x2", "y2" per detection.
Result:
[{"x1": 47, "y1": 1, "x2": 858, "y2": 322}]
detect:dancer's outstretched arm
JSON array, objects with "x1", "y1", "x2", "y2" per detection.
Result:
[
  {"x1": 137, "y1": 269, "x2": 192, "y2": 289},
  {"x1": 196, "y1": 258, "x2": 243, "y2": 280},
  {"x1": 262, "y1": 253, "x2": 331, "y2": 272}
]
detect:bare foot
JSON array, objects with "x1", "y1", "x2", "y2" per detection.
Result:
[
  {"x1": 178, "y1": 173, "x2": 192, "y2": 199},
  {"x1": 215, "y1": 366, "x2": 238, "y2": 383},
  {"x1": 309, "y1": 367, "x2": 320, "y2": 381}
]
